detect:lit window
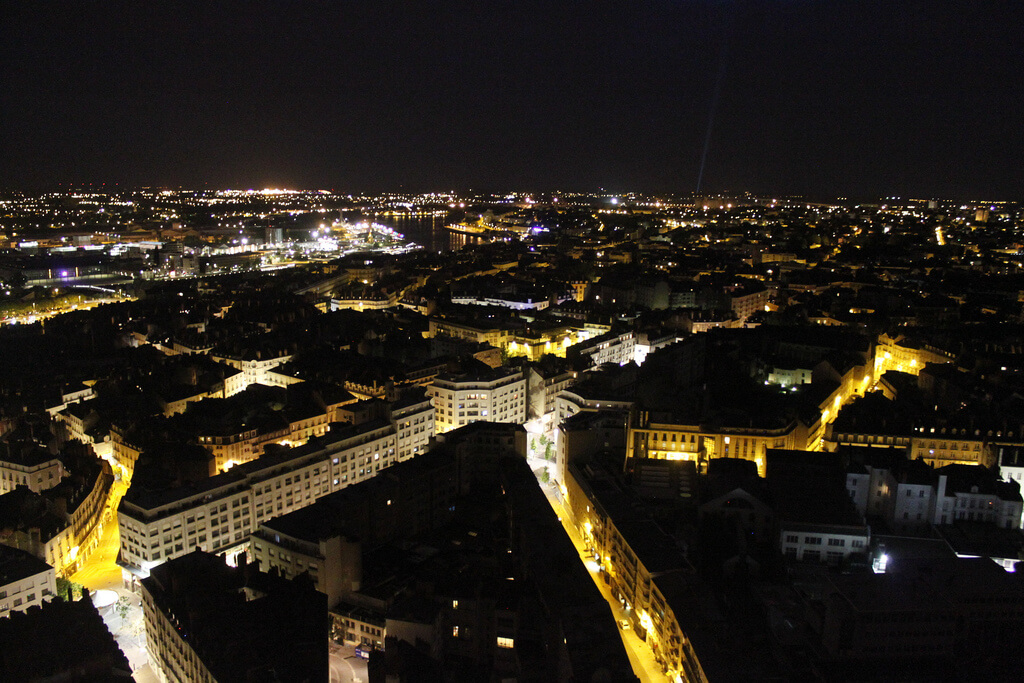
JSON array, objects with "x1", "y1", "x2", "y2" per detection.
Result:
[
  {"x1": 452, "y1": 626, "x2": 459, "y2": 638},
  {"x1": 497, "y1": 636, "x2": 514, "y2": 649}
]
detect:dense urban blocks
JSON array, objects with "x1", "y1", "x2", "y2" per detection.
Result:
[{"x1": 2, "y1": 191, "x2": 1024, "y2": 680}]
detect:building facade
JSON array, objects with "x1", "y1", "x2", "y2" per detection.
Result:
[
  {"x1": 118, "y1": 398, "x2": 434, "y2": 581},
  {"x1": 0, "y1": 546, "x2": 56, "y2": 617},
  {"x1": 428, "y1": 369, "x2": 526, "y2": 434}
]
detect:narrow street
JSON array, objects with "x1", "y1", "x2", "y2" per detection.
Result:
[
  {"x1": 69, "y1": 481, "x2": 159, "y2": 681},
  {"x1": 526, "y1": 452, "x2": 672, "y2": 683},
  {"x1": 70, "y1": 513, "x2": 123, "y2": 592}
]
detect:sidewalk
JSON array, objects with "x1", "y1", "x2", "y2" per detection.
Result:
[{"x1": 95, "y1": 587, "x2": 151, "y2": 677}]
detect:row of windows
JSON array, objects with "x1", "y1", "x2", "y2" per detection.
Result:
[
  {"x1": 785, "y1": 534, "x2": 865, "y2": 549},
  {"x1": 122, "y1": 417, "x2": 434, "y2": 563}
]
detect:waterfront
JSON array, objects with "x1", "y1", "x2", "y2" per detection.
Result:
[{"x1": 371, "y1": 213, "x2": 451, "y2": 252}]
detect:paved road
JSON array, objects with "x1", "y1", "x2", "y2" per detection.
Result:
[
  {"x1": 70, "y1": 482, "x2": 156, "y2": 680},
  {"x1": 527, "y1": 453, "x2": 673, "y2": 683},
  {"x1": 71, "y1": 479, "x2": 129, "y2": 592},
  {"x1": 329, "y1": 643, "x2": 368, "y2": 683},
  {"x1": 71, "y1": 515, "x2": 124, "y2": 591}
]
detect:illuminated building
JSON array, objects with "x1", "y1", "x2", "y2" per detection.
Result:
[
  {"x1": 726, "y1": 282, "x2": 769, "y2": 323},
  {"x1": 428, "y1": 368, "x2": 525, "y2": 434},
  {"x1": 0, "y1": 447, "x2": 64, "y2": 495},
  {"x1": 630, "y1": 417, "x2": 803, "y2": 477},
  {"x1": 330, "y1": 290, "x2": 400, "y2": 311},
  {"x1": 909, "y1": 426, "x2": 995, "y2": 468},
  {"x1": 0, "y1": 545, "x2": 56, "y2": 616},
  {"x1": 113, "y1": 383, "x2": 360, "y2": 480},
  {"x1": 0, "y1": 453, "x2": 112, "y2": 577},
  {"x1": 568, "y1": 279, "x2": 588, "y2": 302},
  {"x1": 873, "y1": 332, "x2": 955, "y2": 378},
  {"x1": 630, "y1": 350, "x2": 873, "y2": 472},
  {"x1": 565, "y1": 329, "x2": 636, "y2": 367},
  {"x1": 427, "y1": 314, "x2": 609, "y2": 362},
  {"x1": 525, "y1": 365, "x2": 576, "y2": 420},
  {"x1": 210, "y1": 350, "x2": 295, "y2": 389},
  {"x1": 563, "y1": 460, "x2": 706, "y2": 682},
  {"x1": 117, "y1": 395, "x2": 434, "y2": 582}
]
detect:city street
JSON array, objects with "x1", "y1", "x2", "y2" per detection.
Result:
[
  {"x1": 68, "y1": 481, "x2": 160, "y2": 681},
  {"x1": 526, "y1": 451, "x2": 672, "y2": 683},
  {"x1": 330, "y1": 642, "x2": 368, "y2": 683},
  {"x1": 70, "y1": 513, "x2": 124, "y2": 592}
]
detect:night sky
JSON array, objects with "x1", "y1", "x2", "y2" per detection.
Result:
[{"x1": 2, "y1": 1, "x2": 1022, "y2": 198}]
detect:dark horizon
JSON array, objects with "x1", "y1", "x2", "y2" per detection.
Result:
[{"x1": 3, "y1": 1, "x2": 1022, "y2": 200}]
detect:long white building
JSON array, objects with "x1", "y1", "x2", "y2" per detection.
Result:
[{"x1": 117, "y1": 393, "x2": 433, "y2": 584}]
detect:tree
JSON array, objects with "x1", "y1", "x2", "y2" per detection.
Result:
[
  {"x1": 56, "y1": 577, "x2": 84, "y2": 601},
  {"x1": 116, "y1": 596, "x2": 132, "y2": 621}
]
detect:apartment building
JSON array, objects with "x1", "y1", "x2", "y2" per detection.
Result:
[
  {"x1": 909, "y1": 426, "x2": 994, "y2": 468},
  {"x1": 566, "y1": 329, "x2": 636, "y2": 368},
  {"x1": 564, "y1": 461, "x2": 706, "y2": 682},
  {"x1": 630, "y1": 419, "x2": 804, "y2": 477},
  {"x1": 141, "y1": 551, "x2": 327, "y2": 683},
  {"x1": 0, "y1": 448, "x2": 64, "y2": 495},
  {"x1": 779, "y1": 523, "x2": 871, "y2": 564},
  {"x1": 209, "y1": 351, "x2": 294, "y2": 389},
  {"x1": 0, "y1": 546, "x2": 56, "y2": 617},
  {"x1": 428, "y1": 368, "x2": 525, "y2": 434},
  {"x1": 117, "y1": 397, "x2": 434, "y2": 582},
  {"x1": 0, "y1": 456, "x2": 112, "y2": 577},
  {"x1": 873, "y1": 332, "x2": 955, "y2": 378}
]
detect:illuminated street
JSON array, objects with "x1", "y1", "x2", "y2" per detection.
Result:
[
  {"x1": 70, "y1": 477, "x2": 129, "y2": 592},
  {"x1": 526, "y1": 451, "x2": 671, "y2": 683},
  {"x1": 329, "y1": 643, "x2": 368, "y2": 683},
  {"x1": 70, "y1": 515, "x2": 123, "y2": 592},
  {"x1": 67, "y1": 479, "x2": 159, "y2": 680}
]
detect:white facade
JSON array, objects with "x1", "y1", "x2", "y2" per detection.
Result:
[
  {"x1": 780, "y1": 524, "x2": 870, "y2": 565},
  {"x1": 392, "y1": 396, "x2": 436, "y2": 461},
  {"x1": 569, "y1": 331, "x2": 636, "y2": 368},
  {"x1": 768, "y1": 367, "x2": 813, "y2": 387},
  {"x1": 0, "y1": 456, "x2": 63, "y2": 495},
  {"x1": 846, "y1": 465, "x2": 1024, "y2": 530},
  {"x1": 210, "y1": 353, "x2": 294, "y2": 389},
  {"x1": 429, "y1": 370, "x2": 525, "y2": 434},
  {"x1": 892, "y1": 481, "x2": 936, "y2": 530},
  {"x1": 845, "y1": 467, "x2": 896, "y2": 520},
  {"x1": 449, "y1": 295, "x2": 550, "y2": 311},
  {"x1": 0, "y1": 552, "x2": 56, "y2": 617},
  {"x1": 118, "y1": 399, "x2": 434, "y2": 576},
  {"x1": 934, "y1": 474, "x2": 1023, "y2": 529}
]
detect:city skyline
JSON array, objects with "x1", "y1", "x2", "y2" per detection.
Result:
[
  {"x1": 2, "y1": 181, "x2": 1024, "y2": 680},
  {"x1": 3, "y1": 1, "x2": 1023, "y2": 199}
]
